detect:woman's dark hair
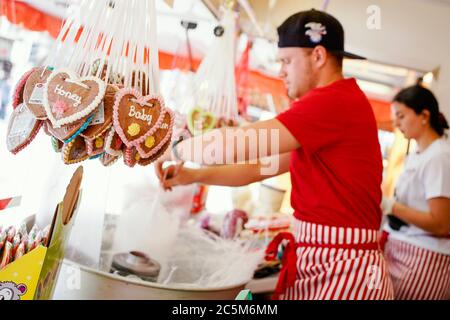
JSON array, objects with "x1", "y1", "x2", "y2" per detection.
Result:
[{"x1": 393, "y1": 85, "x2": 449, "y2": 136}]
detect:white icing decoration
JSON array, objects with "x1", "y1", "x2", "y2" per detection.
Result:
[
  {"x1": 54, "y1": 84, "x2": 82, "y2": 107},
  {"x1": 128, "y1": 105, "x2": 153, "y2": 125}
]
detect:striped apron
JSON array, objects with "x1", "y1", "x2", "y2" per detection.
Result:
[
  {"x1": 384, "y1": 237, "x2": 450, "y2": 300},
  {"x1": 265, "y1": 219, "x2": 394, "y2": 300}
]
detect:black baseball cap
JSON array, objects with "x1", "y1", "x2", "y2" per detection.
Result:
[{"x1": 277, "y1": 9, "x2": 366, "y2": 60}]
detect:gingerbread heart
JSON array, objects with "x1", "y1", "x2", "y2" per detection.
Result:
[
  {"x1": 6, "y1": 103, "x2": 43, "y2": 154},
  {"x1": 91, "y1": 60, "x2": 124, "y2": 84},
  {"x1": 12, "y1": 68, "x2": 35, "y2": 109},
  {"x1": 217, "y1": 117, "x2": 238, "y2": 128},
  {"x1": 124, "y1": 147, "x2": 139, "y2": 168},
  {"x1": 113, "y1": 88, "x2": 166, "y2": 147},
  {"x1": 51, "y1": 136, "x2": 64, "y2": 153},
  {"x1": 187, "y1": 107, "x2": 216, "y2": 136},
  {"x1": 80, "y1": 84, "x2": 117, "y2": 140},
  {"x1": 104, "y1": 127, "x2": 123, "y2": 156},
  {"x1": 100, "y1": 152, "x2": 120, "y2": 167},
  {"x1": 135, "y1": 108, "x2": 174, "y2": 158},
  {"x1": 85, "y1": 130, "x2": 108, "y2": 157},
  {"x1": 45, "y1": 113, "x2": 94, "y2": 142},
  {"x1": 138, "y1": 140, "x2": 171, "y2": 167},
  {"x1": 23, "y1": 67, "x2": 53, "y2": 119},
  {"x1": 44, "y1": 69, "x2": 106, "y2": 128},
  {"x1": 62, "y1": 135, "x2": 89, "y2": 165}
]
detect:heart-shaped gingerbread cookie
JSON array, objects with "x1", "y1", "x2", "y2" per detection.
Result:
[
  {"x1": 138, "y1": 140, "x2": 171, "y2": 167},
  {"x1": 44, "y1": 69, "x2": 106, "y2": 128},
  {"x1": 23, "y1": 67, "x2": 53, "y2": 119},
  {"x1": 100, "y1": 152, "x2": 121, "y2": 167},
  {"x1": 135, "y1": 108, "x2": 174, "y2": 158},
  {"x1": 80, "y1": 84, "x2": 117, "y2": 140},
  {"x1": 62, "y1": 135, "x2": 89, "y2": 165},
  {"x1": 104, "y1": 127, "x2": 123, "y2": 157},
  {"x1": 86, "y1": 130, "x2": 108, "y2": 157},
  {"x1": 6, "y1": 103, "x2": 43, "y2": 154},
  {"x1": 51, "y1": 136, "x2": 64, "y2": 153},
  {"x1": 217, "y1": 117, "x2": 238, "y2": 128},
  {"x1": 12, "y1": 68, "x2": 35, "y2": 109},
  {"x1": 113, "y1": 88, "x2": 166, "y2": 148},
  {"x1": 45, "y1": 113, "x2": 94, "y2": 142},
  {"x1": 187, "y1": 107, "x2": 216, "y2": 136},
  {"x1": 124, "y1": 147, "x2": 139, "y2": 168}
]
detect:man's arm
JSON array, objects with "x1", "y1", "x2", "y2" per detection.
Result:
[
  {"x1": 174, "y1": 119, "x2": 299, "y2": 165},
  {"x1": 156, "y1": 153, "x2": 291, "y2": 189}
]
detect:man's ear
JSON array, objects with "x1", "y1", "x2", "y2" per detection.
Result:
[{"x1": 312, "y1": 45, "x2": 328, "y2": 68}]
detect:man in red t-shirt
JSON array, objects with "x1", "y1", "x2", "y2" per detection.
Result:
[{"x1": 156, "y1": 9, "x2": 393, "y2": 300}]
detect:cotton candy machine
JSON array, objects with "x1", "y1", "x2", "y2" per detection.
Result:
[{"x1": 53, "y1": 259, "x2": 247, "y2": 300}]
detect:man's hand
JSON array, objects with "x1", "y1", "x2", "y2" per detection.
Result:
[
  {"x1": 154, "y1": 161, "x2": 198, "y2": 191},
  {"x1": 381, "y1": 197, "x2": 396, "y2": 216}
]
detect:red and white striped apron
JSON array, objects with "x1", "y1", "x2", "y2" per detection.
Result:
[
  {"x1": 266, "y1": 219, "x2": 394, "y2": 300},
  {"x1": 384, "y1": 237, "x2": 450, "y2": 300}
]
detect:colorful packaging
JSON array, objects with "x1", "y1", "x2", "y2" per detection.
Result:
[
  {"x1": 0, "y1": 241, "x2": 13, "y2": 269},
  {"x1": 6, "y1": 227, "x2": 16, "y2": 243},
  {"x1": 14, "y1": 243, "x2": 25, "y2": 261},
  {"x1": 0, "y1": 231, "x2": 6, "y2": 252},
  {"x1": 0, "y1": 166, "x2": 83, "y2": 300}
]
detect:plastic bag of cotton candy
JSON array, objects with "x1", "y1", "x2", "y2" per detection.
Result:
[
  {"x1": 105, "y1": 171, "x2": 196, "y2": 273},
  {"x1": 157, "y1": 224, "x2": 264, "y2": 289}
]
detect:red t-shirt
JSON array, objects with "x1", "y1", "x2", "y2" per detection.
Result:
[{"x1": 277, "y1": 78, "x2": 382, "y2": 230}]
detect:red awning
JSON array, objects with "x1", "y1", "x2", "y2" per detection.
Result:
[
  {"x1": 1, "y1": 0, "x2": 392, "y2": 129},
  {"x1": 1, "y1": 0, "x2": 64, "y2": 38}
]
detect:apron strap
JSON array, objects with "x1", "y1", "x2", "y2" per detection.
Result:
[{"x1": 265, "y1": 232, "x2": 298, "y2": 300}]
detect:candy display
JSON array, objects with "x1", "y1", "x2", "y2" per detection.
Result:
[{"x1": 0, "y1": 224, "x2": 50, "y2": 270}]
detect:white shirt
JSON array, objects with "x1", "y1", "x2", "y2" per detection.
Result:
[{"x1": 384, "y1": 137, "x2": 450, "y2": 255}]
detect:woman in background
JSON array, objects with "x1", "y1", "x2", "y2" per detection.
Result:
[{"x1": 382, "y1": 85, "x2": 450, "y2": 299}]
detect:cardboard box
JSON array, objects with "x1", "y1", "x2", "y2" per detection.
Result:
[{"x1": 0, "y1": 166, "x2": 83, "y2": 300}]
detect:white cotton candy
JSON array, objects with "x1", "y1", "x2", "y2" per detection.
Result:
[
  {"x1": 110, "y1": 181, "x2": 195, "y2": 271},
  {"x1": 157, "y1": 224, "x2": 264, "y2": 289}
]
